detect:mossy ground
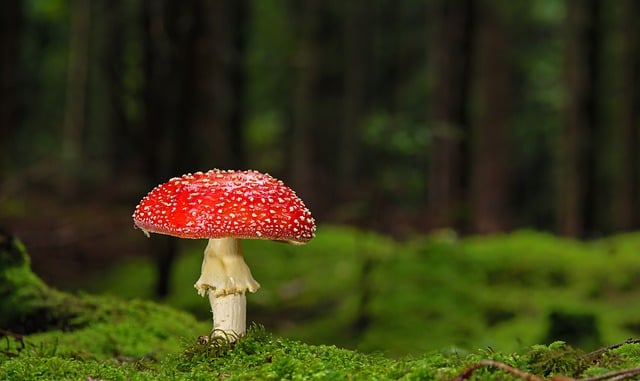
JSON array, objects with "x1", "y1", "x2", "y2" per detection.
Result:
[
  {"x1": 5, "y1": 227, "x2": 640, "y2": 379},
  {"x1": 5, "y1": 322, "x2": 640, "y2": 380}
]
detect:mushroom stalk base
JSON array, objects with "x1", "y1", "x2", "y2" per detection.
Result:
[{"x1": 210, "y1": 293, "x2": 246, "y2": 339}]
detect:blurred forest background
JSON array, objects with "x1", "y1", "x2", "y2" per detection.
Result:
[{"x1": 1, "y1": 0, "x2": 640, "y2": 352}]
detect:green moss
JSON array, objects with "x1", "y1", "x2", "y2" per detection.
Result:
[
  {"x1": 0, "y1": 325, "x2": 462, "y2": 380},
  {"x1": 4, "y1": 295, "x2": 640, "y2": 380}
]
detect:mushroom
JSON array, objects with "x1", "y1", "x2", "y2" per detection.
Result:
[{"x1": 132, "y1": 169, "x2": 315, "y2": 339}]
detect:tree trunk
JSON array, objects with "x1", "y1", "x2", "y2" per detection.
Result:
[
  {"x1": 471, "y1": 0, "x2": 509, "y2": 234},
  {"x1": 339, "y1": 0, "x2": 368, "y2": 201},
  {"x1": 0, "y1": 0, "x2": 22, "y2": 173},
  {"x1": 557, "y1": 0, "x2": 602, "y2": 237},
  {"x1": 289, "y1": 0, "x2": 320, "y2": 208},
  {"x1": 227, "y1": 0, "x2": 249, "y2": 169},
  {"x1": 189, "y1": 0, "x2": 247, "y2": 170},
  {"x1": 613, "y1": 0, "x2": 639, "y2": 231},
  {"x1": 143, "y1": 0, "x2": 196, "y2": 297},
  {"x1": 425, "y1": 0, "x2": 474, "y2": 231},
  {"x1": 61, "y1": 0, "x2": 91, "y2": 197},
  {"x1": 103, "y1": 0, "x2": 131, "y2": 183}
]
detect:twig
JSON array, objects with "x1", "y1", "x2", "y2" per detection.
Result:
[
  {"x1": 584, "y1": 338, "x2": 640, "y2": 359},
  {"x1": 450, "y1": 359, "x2": 545, "y2": 381},
  {"x1": 450, "y1": 359, "x2": 640, "y2": 381},
  {"x1": 579, "y1": 367, "x2": 640, "y2": 381}
]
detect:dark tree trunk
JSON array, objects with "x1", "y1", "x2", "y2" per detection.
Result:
[
  {"x1": 189, "y1": 0, "x2": 247, "y2": 170},
  {"x1": 613, "y1": 0, "x2": 640, "y2": 231},
  {"x1": 227, "y1": 0, "x2": 249, "y2": 169},
  {"x1": 143, "y1": 0, "x2": 188, "y2": 181},
  {"x1": 61, "y1": 0, "x2": 91, "y2": 197},
  {"x1": 289, "y1": 0, "x2": 320, "y2": 208},
  {"x1": 471, "y1": 0, "x2": 509, "y2": 234},
  {"x1": 425, "y1": 0, "x2": 475, "y2": 231},
  {"x1": 143, "y1": 0, "x2": 198, "y2": 298},
  {"x1": 103, "y1": 0, "x2": 131, "y2": 183},
  {"x1": 0, "y1": 0, "x2": 22, "y2": 173},
  {"x1": 557, "y1": 0, "x2": 602, "y2": 237},
  {"x1": 143, "y1": 0, "x2": 176, "y2": 298},
  {"x1": 339, "y1": 0, "x2": 368, "y2": 201}
]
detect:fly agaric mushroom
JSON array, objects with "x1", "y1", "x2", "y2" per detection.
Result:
[{"x1": 132, "y1": 169, "x2": 315, "y2": 339}]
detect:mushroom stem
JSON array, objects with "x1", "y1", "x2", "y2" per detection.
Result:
[
  {"x1": 209, "y1": 293, "x2": 246, "y2": 338},
  {"x1": 194, "y1": 237, "x2": 260, "y2": 338}
]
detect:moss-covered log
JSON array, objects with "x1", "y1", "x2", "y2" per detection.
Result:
[{"x1": 0, "y1": 229, "x2": 93, "y2": 333}]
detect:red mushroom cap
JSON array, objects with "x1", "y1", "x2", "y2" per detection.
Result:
[{"x1": 132, "y1": 169, "x2": 316, "y2": 243}]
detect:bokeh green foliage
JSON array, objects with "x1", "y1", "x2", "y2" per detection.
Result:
[{"x1": 79, "y1": 226, "x2": 640, "y2": 356}]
